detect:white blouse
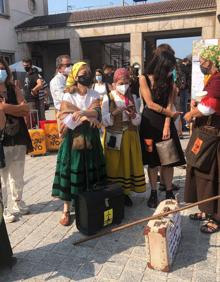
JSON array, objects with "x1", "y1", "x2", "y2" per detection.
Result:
[
  {"x1": 62, "y1": 89, "x2": 100, "y2": 130},
  {"x1": 93, "y1": 83, "x2": 107, "y2": 98},
  {"x1": 63, "y1": 88, "x2": 100, "y2": 109},
  {"x1": 198, "y1": 103, "x2": 215, "y2": 116},
  {"x1": 102, "y1": 90, "x2": 141, "y2": 127}
]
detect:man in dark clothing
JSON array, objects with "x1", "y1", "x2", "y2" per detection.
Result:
[
  {"x1": 22, "y1": 58, "x2": 43, "y2": 127},
  {"x1": 177, "y1": 58, "x2": 192, "y2": 130},
  {"x1": 103, "y1": 64, "x2": 114, "y2": 90}
]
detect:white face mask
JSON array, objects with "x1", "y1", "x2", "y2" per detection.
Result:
[
  {"x1": 64, "y1": 66, "x2": 72, "y2": 76},
  {"x1": 116, "y1": 84, "x2": 129, "y2": 95}
]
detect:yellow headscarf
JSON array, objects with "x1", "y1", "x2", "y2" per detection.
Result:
[{"x1": 66, "y1": 61, "x2": 87, "y2": 87}]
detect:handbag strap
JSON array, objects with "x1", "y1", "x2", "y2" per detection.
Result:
[
  {"x1": 83, "y1": 135, "x2": 90, "y2": 192},
  {"x1": 207, "y1": 115, "x2": 213, "y2": 126}
]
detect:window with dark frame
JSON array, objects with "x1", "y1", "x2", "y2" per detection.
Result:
[{"x1": 0, "y1": 52, "x2": 14, "y2": 65}]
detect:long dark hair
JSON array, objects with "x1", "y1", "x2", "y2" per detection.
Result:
[
  {"x1": 93, "y1": 68, "x2": 103, "y2": 83},
  {"x1": 146, "y1": 50, "x2": 176, "y2": 100},
  {"x1": 0, "y1": 57, "x2": 13, "y2": 88}
]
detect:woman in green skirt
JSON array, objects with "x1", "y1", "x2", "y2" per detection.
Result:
[{"x1": 52, "y1": 62, "x2": 106, "y2": 226}]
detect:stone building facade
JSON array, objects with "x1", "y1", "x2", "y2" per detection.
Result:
[
  {"x1": 0, "y1": 0, "x2": 48, "y2": 63},
  {"x1": 15, "y1": 0, "x2": 219, "y2": 81}
]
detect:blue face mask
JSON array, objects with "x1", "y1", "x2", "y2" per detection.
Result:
[
  {"x1": 172, "y1": 69, "x2": 177, "y2": 83},
  {"x1": 0, "y1": 70, "x2": 7, "y2": 83},
  {"x1": 96, "y1": 75, "x2": 102, "y2": 82}
]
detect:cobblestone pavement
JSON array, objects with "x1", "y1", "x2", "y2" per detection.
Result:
[{"x1": 1, "y1": 127, "x2": 220, "y2": 281}]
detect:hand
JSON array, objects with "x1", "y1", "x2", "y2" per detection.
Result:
[
  {"x1": 31, "y1": 89, "x2": 38, "y2": 96},
  {"x1": 72, "y1": 111, "x2": 85, "y2": 122},
  {"x1": 18, "y1": 103, "x2": 29, "y2": 113},
  {"x1": 171, "y1": 111, "x2": 182, "y2": 120},
  {"x1": 125, "y1": 106, "x2": 136, "y2": 119},
  {"x1": 184, "y1": 112, "x2": 193, "y2": 123},
  {"x1": 112, "y1": 107, "x2": 126, "y2": 116},
  {"x1": 80, "y1": 116, "x2": 89, "y2": 123},
  {"x1": 162, "y1": 126, "x2": 170, "y2": 140},
  {"x1": 191, "y1": 99, "x2": 197, "y2": 109},
  {"x1": 88, "y1": 118, "x2": 101, "y2": 128}
]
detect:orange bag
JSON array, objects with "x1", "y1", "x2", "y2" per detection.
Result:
[
  {"x1": 28, "y1": 129, "x2": 47, "y2": 156},
  {"x1": 44, "y1": 122, "x2": 61, "y2": 151}
]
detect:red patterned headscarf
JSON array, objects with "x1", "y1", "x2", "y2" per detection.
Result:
[{"x1": 113, "y1": 68, "x2": 130, "y2": 82}]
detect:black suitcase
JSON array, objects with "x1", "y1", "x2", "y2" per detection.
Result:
[
  {"x1": 75, "y1": 183, "x2": 124, "y2": 235},
  {"x1": 75, "y1": 136, "x2": 124, "y2": 236}
]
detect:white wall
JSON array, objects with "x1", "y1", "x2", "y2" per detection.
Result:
[{"x1": 0, "y1": 0, "x2": 48, "y2": 61}]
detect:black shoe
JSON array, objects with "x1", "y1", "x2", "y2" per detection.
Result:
[
  {"x1": 166, "y1": 190, "x2": 175, "y2": 200},
  {"x1": 147, "y1": 190, "x2": 158, "y2": 208},
  {"x1": 124, "y1": 195, "x2": 133, "y2": 207},
  {"x1": 159, "y1": 183, "x2": 180, "y2": 192}
]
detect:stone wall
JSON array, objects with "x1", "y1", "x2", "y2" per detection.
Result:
[{"x1": 16, "y1": 11, "x2": 216, "y2": 71}]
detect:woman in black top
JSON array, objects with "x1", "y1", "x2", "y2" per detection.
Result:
[
  {"x1": 0, "y1": 57, "x2": 31, "y2": 223},
  {"x1": 139, "y1": 50, "x2": 185, "y2": 208},
  {"x1": 0, "y1": 109, "x2": 16, "y2": 268}
]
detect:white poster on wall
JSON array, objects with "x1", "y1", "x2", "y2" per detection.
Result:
[{"x1": 191, "y1": 39, "x2": 219, "y2": 99}]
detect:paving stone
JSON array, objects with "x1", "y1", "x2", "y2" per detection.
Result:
[
  {"x1": 119, "y1": 270, "x2": 143, "y2": 282},
  {"x1": 2, "y1": 133, "x2": 220, "y2": 281},
  {"x1": 108, "y1": 253, "x2": 129, "y2": 267},
  {"x1": 125, "y1": 257, "x2": 147, "y2": 272},
  {"x1": 98, "y1": 264, "x2": 124, "y2": 280}
]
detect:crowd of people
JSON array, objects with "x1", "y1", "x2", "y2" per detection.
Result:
[{"x1": 0, "y1": 43, "x2": 220, "y2": 268}]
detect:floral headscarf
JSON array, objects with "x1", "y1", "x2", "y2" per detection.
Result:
[
  {"x1": 200, "y1": 45, "x2": 220, "y2": 69},
  {"x1": 113, "y1": 68, "x2": 130, "y2": 82}
]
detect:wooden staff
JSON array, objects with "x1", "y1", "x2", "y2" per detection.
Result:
[{"x1": 73, "y1": 195, "x2": 220, "y2": 246}]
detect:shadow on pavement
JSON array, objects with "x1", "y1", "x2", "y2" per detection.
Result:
[{"x1": 0, "y1": 197, "x2": 213, "y2": 281}]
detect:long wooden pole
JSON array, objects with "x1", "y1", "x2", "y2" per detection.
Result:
[{"x1": 73, "y1": 195, "x2": 220, "y2": 246}]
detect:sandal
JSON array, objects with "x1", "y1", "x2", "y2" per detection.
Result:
[
  {"x1": 59, "y1": 211, "x2": 71, "y2": 226},
  {"x1": 200, "y1": 219, "x2": 220, "y2": 234},
  {"x1": 189, "y1": 212, "x2": 208, "y2": 221}
]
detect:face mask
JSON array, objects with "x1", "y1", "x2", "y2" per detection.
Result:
[
  {"x1": 96, "y1": 75, "x2": 102, "y2": 82},
  {"x1": 24, "y1": 66, "x2": 31, "y2": 72},
  {"x1": 64, "y1": 66, "x2": 72, "y2": 76},
  {"x1": 200, "y1": 65, "x2": 210, "y2": 75},
  {"x1": 0, "y1": 70, "x2": 8, "y2": 83},
  {"x1": 116, "y1": 84, "x2": 129, "y2": 95},
  {"x1": 77, "y1": 75, "x2": 91, "y2": 87}
]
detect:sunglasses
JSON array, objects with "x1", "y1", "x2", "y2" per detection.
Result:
[{"x1": 61, "y1": 63, "x2": 73, "y2": 67}]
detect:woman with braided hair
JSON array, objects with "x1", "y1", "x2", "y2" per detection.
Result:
[{"x1": 102, "y1": 68, "x2": 146, "y2": 207}]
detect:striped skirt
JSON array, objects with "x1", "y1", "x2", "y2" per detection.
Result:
[
  {"x1": 104, "y1": 129, "x2": 146, "y2": 194},
  {"x1": 52, "y1": 123, "x2": 106, "y2": 201}
]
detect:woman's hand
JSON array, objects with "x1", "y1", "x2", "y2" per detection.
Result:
[
  {"x1": 111, "y1": 106, "x2": 126, "y2": 116},
  {"x1": 162, "y1": 125, "x2": 170, "y2": 140},
  {"x1": 184, "y1": 112, "x2": 193, "y2": 123},
  {"x1": 125, "y1": 106, "x2": 136, "y2": 119},
  {"x1": 191, "y1": 99, "x2": 197, "y2": 109},
  {"x1": 72, "y1": 111, "x2": 85, "y2": 122},
  {"x1": 170, "y1": 110, "x2": 182, "y2": 120},
  {"x1": 88, "y1": 118, "x2": 101, "y2": 128}
]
